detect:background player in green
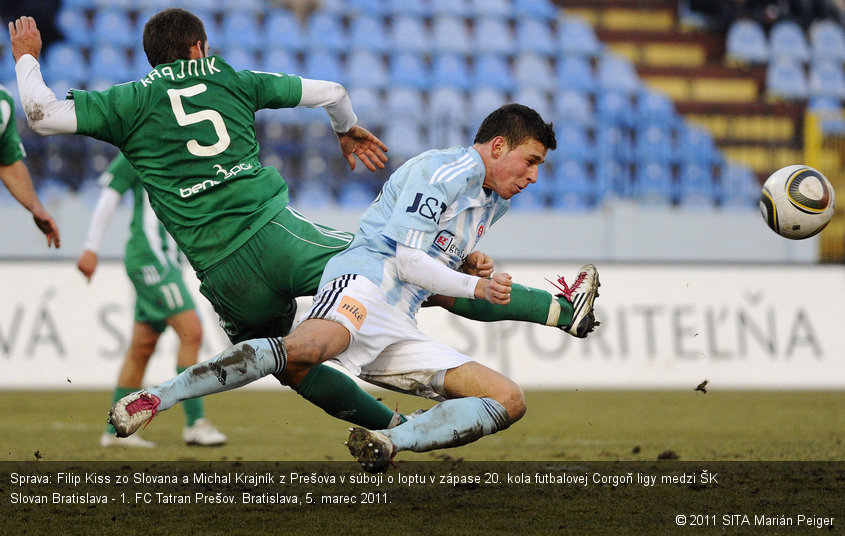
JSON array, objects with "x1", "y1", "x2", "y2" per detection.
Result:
[
  {"x1": 78, "y1": 153, "x2": 226, "y2": 448},
  {"x1": 11, "y1": 10, "x2": 598, "y2": 435},
  {"x1": 0, "y1": 83, "x2": 60, "y2": 248}
]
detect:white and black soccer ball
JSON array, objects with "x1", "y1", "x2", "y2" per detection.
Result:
[{"x1": 759, "y1": 164, "x2": 835, "y2": 240}]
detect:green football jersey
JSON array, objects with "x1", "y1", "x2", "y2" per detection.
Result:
[
  {"x1": 0, "y1": 84, "x2": 26, "y2": 166},
  {"x1": 100, "y1": 153, "x2": 179, "y2": 272},
  {"x1": 71, "y1": 56, "x2": 303, "y2": 271}
]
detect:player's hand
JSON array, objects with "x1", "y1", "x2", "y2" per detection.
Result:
[
  {"x1": 77, "y1": 250, "x2": 98, "y2": 281},
  {"x1": 475, "y1": 272, "x2": 512, "y2": 305},
  {"x1": 337, "y1": 125, "x2": 388, "y2": 172},
  {"x1": 9, "y1": 16, "x2": 42, "y2": 62},
  {"x1": 461, "y1": 251, "x2": 494, "y2": 278},
  {"x1": 30, "y1": 204, "x2": 60, "y2": 248}
]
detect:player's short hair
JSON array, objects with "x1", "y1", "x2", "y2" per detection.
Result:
[
  {"x1": 474, "y1": 103, "x2": 557, "y2": 151},
  {"x1": 142, "y1": 8, "x2": 208, "y2": 68}
]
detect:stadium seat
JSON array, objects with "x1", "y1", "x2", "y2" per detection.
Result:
[
  {"x1": 766, "y1": 58, "x2": 809, "y2": 100},
  {"x1": 382, "y1": 121, "x2": 429, "y2": 159},
  {"x1": 632, "y1": 161, "x2": 674, "y2": 205},
  {"x1": 222, "y1": 46, "x2": 255, "y2": 72},
  {"x1": 346, "y1": 50, "x2": 389, "y2": 89},
  {"x1": 596, "y1": 90, "x2": 636, "y2": 127},
  {"x1": 472, "y1": 54, "x2": 515, "y2": 92},
  {"x1": 554, "y1": 89, "x2": 595, "y2": 127},
  {"x1": 473, "y1": 17, "x2": 515, "y2": 55},
  {"x1": 594, "y1": 158, "x2": 627, "y2": 202},
  {"x1": 429, "y1": 87, "x2": 469, "y2": 124},
  {"x1": 384, "y1": 86, "x2": 427, "y2": 122},
  {"x1": 510, "y1": 187, "x2": 549, "y2": 211},
  {"x1": 337, "y1": 181, "x2": 377, "y2": 208},
  {"x1": 388, "y1": 16, "x2": 430, "y2": 54},
  {"x1": 432, "y1": 16, "x2": 473, "y2": 56},
  {"x1": 513, "y1": 53, "x2": 557, "y2": 91},
  {"x1": 513, "y1": 87, "x2": 552, "y2": 119},
  {"x1": 769, "y1": 20, "x2": 811, "y2": 63},
  {"x1": 348, "y1": 15, "x2": 390, "y2": 54},
  {"x1": 550, "y1": 158, "x2": 595, "y2": 211},
  {"x1": 555, "y1": 124, "x2": 594, "y2": 163},
  {"x1": 597, "y1": 52, "x2": 640, "y2": 94},
  {"x1": 91, "y1": 9, "x2": 136, "y2": 48},
  {"x1": 719, "y1": 162, "x2": 759, "y2": 209},
  {"x1": 808, "y1": 60, "x2": 845, "y2": 99},
  {"x1": 467, "y1": 0, "x2": 513, "y2": 20},
  {"x1": 221, "y1": 11, "x2": 263, "y2": 52},
  {"x1": 292, "y1": 180, "x2": 335, "y2": 209},
  {"x1": 809, "y1": 19, "x2": 845, "y2": 63},
  {"x1": 260, "y1": 48, "x2": 301, "y2": 74},
  {"x1": 678, "y1": 162, "x2": 718, "y2": 209},
  {"x1": 676, "y1": 124, "x2": 719, "y2": 166},
  {"x1": 513, "y1": 0, "x2": 559, "y2": 22},
  {"x1": 635, "y1": 88, "x2": 677, "y2": 126},
  {"x1": 725, "y1": 19, "x2": 769, "y2": 65},
  {"x1": 514, "y1": 18, "x2": 558, "y2": 57},
  {"x1": 42, "y1": 43, "x2": 89, "y2": 83},
  {"x1": 55, "y1": 7, "x2": 92, "y2": 46},
  {"x1": 596, "y1": 124, "x2": 634, "y2": 165},
  {"x1": 302, "y1": 50, "x2": 346, "y2": 84},
  {"x1": 467, "y1": 87, "x2": 508, "y2": 128},
  {"x1": 634, "y1": 124, "x2": 674, "y2": 164},
  {"x1": 432, "y1": 54, "x2": 472, "y2": 91},
  {"x1": 305, "y1": 12, "x2": 347, "y2": 52},
  {"x1": 388, "y1": 52, "x2": 431, "y2": 90},
  {"x1": 380, "y1": 0, "x2": 433, "y2": 18},
  {"x1": 265, "y1": 11, "x2": 306, "y2": 53},
  {"x1": 556, "y1": 55, "x2": 598, "y2": 94},
  {"x1": 92, "y1": 46, "x2": 137, "y2": 83},
  {"x1": 345, "y1": 0, "x2": 392, "y2": 17},
  {"x1": 558, "y1": 16, "x2": 603, "y2": 58},
  {"x1": 347, "y1": 87, "x2": 384, "y2": 125},
  {"x1": 431, "y1": 0, "x2": 471, "y2": 18}
]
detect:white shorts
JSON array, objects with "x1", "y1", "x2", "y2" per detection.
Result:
[{"x1": 304, "y1": 275, "x2": 472, "y2": 399}]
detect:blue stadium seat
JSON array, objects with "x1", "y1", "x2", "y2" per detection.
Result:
[
  {"x1": 265, "y1": 11, "x2": 306, "y2": 53},
  {"x1": 302, "y1": 50, "x2": 346, "y2": 84},
  {"x1": 513, "y1": 0, "x2": 559, "y2": 22},
  {"x1": 676, "y1": 124, "x2": 719, "y2": 166},
  {"x1": 346, "y1": 0, "x2": 392, "y2": 17},
  {"x1": 55, "y1": 7, "x2": 92, "y2": 46},
  {"x1": 222, "y1": 47, "x2": 255, "y2": 72},
  {"x1": 347, "y1": 86, "x2": 384, "y2": 125},
  {"x1": 678, "y1": 163, "x2": 718, "y2": 209},
  {"x1": 596, "y1": 90, "x2": 636, "y2": 127},
  {"x1": 558, "y1": 16, "x2": 603, "y2": 58},
  {"x1": 432, "y1": 54, "x2": 472, "y2": 90},
  {"x1": 348, "y1": 15, "x2": 390, "y2": 54},
  {"x1": 291, "y1": 181, "x2": 335, "y2": 209},
  {"x1": 554, "y1": 89, "x2": 595, "y2": 127},
  {"x1": 467, "y1": 87, "x2": 508, "y2": 128},
  {"x1": 634, "y1": 124, "x2": 674, "y2": 164},
  {"x1": 42, "y1": 43, "x2": 89, "y2": 83},
  {"x1": 221, "y1": 11, "x2": 263, "y2": 52},
  {"x1": 429, "y1": 87, "x2": 469, "y2": 124},
  {"x1": 597, "y1": 52, "x2": 640, "y2": 94},
  {"x1": 383, "y1": 121, "x2": 429, "y2": 159},
  {"x1": 337, "y1": 181, "x2": 377, "y2": 208},
  {"x1": 384, "y1": 86, "x2": 426, "y2": 122},
  {"x1": 260, "y1": 48, "x2": 301, "y2": 74},
  {"x1": 432, "y1": 16, "x2": 473, "y2": 56},
  {"x1": 635, "y1": 88, "x2": 677, "y2": 125},
  {"x1": 305, "y1": 12, "x2": 347, "y2": 52},
  {"x1": 552, "y1": 162, "x2": 596, "y2": 211},
  {"x1": 513, "y1": 53, "x2": 557, "y2": 91},
  {"x1": 91, "y1": 9, "x2": 136, "y2": 48},
  {"x1": 514, "y1": 18, "x2": 558, "y2": 57},
  {"x1": 472, "y1": 54, "x2": 515, "y2": 91},
  {"x1": 467, "y1": 0, "x2": 513, "y2": 20},
  {"x1": 513, "y1": 87, "x2": 552, "y2": 119},
  {"x1": 473, "y1": 17, "x2": 515, "y2": 55},
  {"x1": 719, "y1": 162, "x2": 759, "y2": 209},
  {"x1": 766, "y1": 58, "x2": 809, "y2": 100},
  {"x1": 510, "y1": 187, "x2": 549, "y2": 211},
  {"x1": 346, "y1": 50, "x2": 389, "y2": 89},
  {"x1": 725, "y1": 19, "x2": 769, "y2": 64},
  {"x1": 596, "y1": 124, "x2": 634, "y2": 166},
  {"x1": 632, "y1": 161, "x2": 674, "y2": 205},
  {"x1": 431, "y1": 0, "x2": 471, "y2": 18},
  {"x1": 809, "y1": 60, "x2": 845, "y2": 99},
  {"x1": 388, "y1": 16, "x2": 430, "y2": 54},
  {"x1": 555, "y1": 124, "x2": 594, "y2": 163},
  {"x1": 809, "y1": 19, "x2": 845, "y2": 63},
  {"x1": 88, "y1": 46, "x2": 134, "y2": 83},
  {"x1": 556, "y1": 55, "x2": 598, "y2": 94},
  {"x1": 388, "y1": 52, "x2": 431, "y2": 90},
  {"x1": 769, "y1": 19, "x2": 810, "y2": 63}
]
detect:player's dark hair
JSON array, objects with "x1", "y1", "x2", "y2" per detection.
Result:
[
  {"x1": 142, "y1": 8, "x2": 208, "y2": 68},
  {"x1": 474, "y1": 103, "x2": 557, "y2": 151}
]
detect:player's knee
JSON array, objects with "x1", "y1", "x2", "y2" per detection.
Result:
[{"x1": 494, "y1": 382, "x2": 526, "y2": 423}]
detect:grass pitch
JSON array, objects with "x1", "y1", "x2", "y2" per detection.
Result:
[{"x1": 2, "y1": 390, "x2": 843, "y2": 535}]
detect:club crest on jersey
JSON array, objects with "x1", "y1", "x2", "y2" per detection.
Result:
[
  {"x1": 434, "y1": 230, "x2": 454, "y2": 251},
  {"x1": 477, "y1": 221, "x2": 486, "y2": 239},
  {"x1": 337, "y1": 296, "x2": 367, "y2": 330}
]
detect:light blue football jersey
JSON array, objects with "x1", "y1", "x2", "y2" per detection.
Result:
[{"x1": 320, "y1": 146, "x2": 510, "y2": 318}]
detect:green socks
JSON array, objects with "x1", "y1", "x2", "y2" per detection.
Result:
[
  {"x1": 450, "y1": 283, "x2": 574, "y2": 328},
  {"x1": 293, "y1": 364, "x2": 397, "y2": 429},
  {"x1": 177, "y1": 365, "x2": 204, "y2": 427}
]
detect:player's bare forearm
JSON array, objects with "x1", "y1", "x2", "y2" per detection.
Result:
[{"x1": 9, "y1": 16, "x2": 42, "y2": 61}]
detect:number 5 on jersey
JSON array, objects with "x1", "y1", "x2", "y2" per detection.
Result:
[{"x1": 168, "y1": 84, "x2": 231, "y2": 157}]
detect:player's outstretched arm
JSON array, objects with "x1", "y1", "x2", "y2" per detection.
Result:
[
  {"x1": 337, "y1": 125, "x2": 388, "y2": 171},
  {"x1": 0, "y1": 161, "x2": 60, "y2": 248}
]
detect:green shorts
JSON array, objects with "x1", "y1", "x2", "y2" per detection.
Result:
[
  {"x1": 197, "y1": 205, "x2": 354, "y2": 344},
  {"x1": 127, "y1": 261, "x2": 196, "y2": 333}
]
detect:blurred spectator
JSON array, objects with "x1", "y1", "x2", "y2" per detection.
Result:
[{"x1": 271, "y1": 0, "x2": 322, "y2": 23}]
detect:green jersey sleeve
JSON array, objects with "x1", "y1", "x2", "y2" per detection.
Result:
[
  {"x1": 0, "y1": 85, "x2": 26, "y2": 166},
  {"x1": 236, "y1": 70, "x2": 302, "y2": 110}
]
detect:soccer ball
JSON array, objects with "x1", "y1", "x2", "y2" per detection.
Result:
[{"x1": 759, "y1": 165, "x2": 835, "y2": 240}]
